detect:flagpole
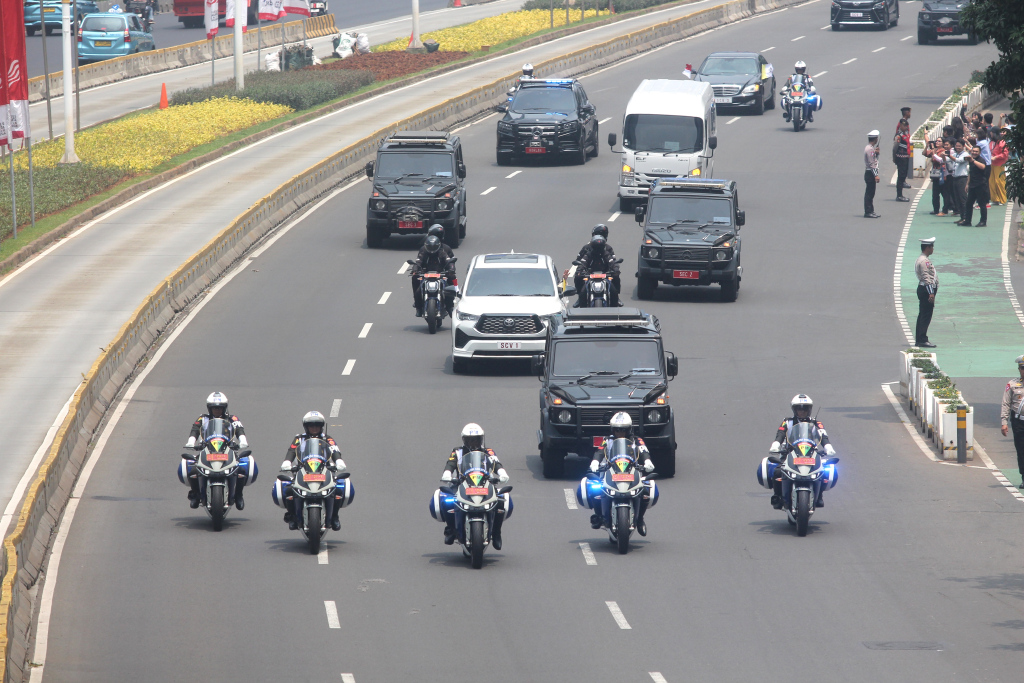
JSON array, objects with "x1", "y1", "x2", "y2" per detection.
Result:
[
  {"x1": 8, "y1": 148, "x2": 16, "y2": 239},
  {"x1": 39, "y1": 0, "x2": 54, "y2": 140},
  {"x1": 73, "y1": 0, "x2": 80, "y2": 131},
  {"x1": 257, "y1": 14, "x2": 261, "y2": 71},
  {"x1": 60, "y1": 0, "x2": 78, "y2": 164},
  {"x1": 233, "y1": 0, "x2": 244, "y2": 90},
  {"x1": 27, "y1": 138, "x2": 35, "y2": 227}
]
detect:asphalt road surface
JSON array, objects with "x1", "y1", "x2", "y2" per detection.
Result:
[
  {"x1": 35, "y1": 2, "x2": 1024, "y2": 682},
  {"x1": 23, "y1": 0, "x2": 455, "y2": 78}
]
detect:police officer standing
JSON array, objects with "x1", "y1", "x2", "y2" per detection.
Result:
[
  {"x1": 864, "y1": 130, "x2": 880, "y2": 218},
  {"x1": 1000, "y1": 356, "x2": 1024, "y2": 489},
  {"x1": 915, "y1": 237, "x2": 938, "y2": 348}
]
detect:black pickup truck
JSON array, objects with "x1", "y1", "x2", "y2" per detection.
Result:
[{"x1": 532, "y1": 309, "x2": 678, "y2": 478}]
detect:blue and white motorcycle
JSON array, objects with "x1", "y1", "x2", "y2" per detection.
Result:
[
  {"x1": 757, "y1": 422, "x2": 838, "y2": 536},
  {"x1": 178, "y1": 417, "x2": 257, "y2": 531},
  {"x1": 782, "y1": 76, "x2": 821, "y2": 132},
  {"x1": 576, "y1": 438, "x2": 659, "y2": 554},
  {"x1": 272, "y1": 438, "x2": 354, "y2": 554}
]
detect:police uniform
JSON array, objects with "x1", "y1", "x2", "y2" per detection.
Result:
[
  {"x1": 915, "y1": 238, "x2": 938, "y2": 347},
  {"x1": 1000, "y1": 357, "x2": 1024, "y2": 486}
]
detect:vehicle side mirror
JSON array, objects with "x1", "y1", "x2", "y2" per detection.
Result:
[
  {"x1": 496, "y1": 102, "x2": 508, "y2": 113},
  {"x1": 406, "y1": 259, "x2": 416, "y2": 266},
  {"x1": 364, "y1": 161, "x2": 374, "y2": 179},
  {"x1": 767, "y1": 456, "x2": 782, "y2": 465},
  {"x1": 582, "y1": 104, "x2": 595, "y2": 116},
  {"x1": 181, "y1": 453, "x2": 193, "y2": 459},
  {"x1": 449, "y1": 257, "x2": 457, "y2": 264},
  {"x1": 634, "y1": 205, "x2": 647, "y2": 223},
  {"x1": 497, "y1": 486, "x2": 513, "y2": 495},
  {"x1": 708, "y1": 135, "x2": 718, "y2": 150},
  {"x1": 531, "y1": 354, "x2": 545, "y2": 376},
  {"x1": 666, "y1": 353, "x2": 678, "y2": 379},
  {"x1": 457, "y1": 162, "x2": 466, "y2": 179},
  {"x1": 824, "y1": 457, "x2": 840, "y2": 466},
  {"x1": 585, "y1": 472, "x2": 600, "y2": 481},
  {"x1": 277, "y1": 473, "x2": 292, "y2": 481},
  {"x1": 736, "y1": 210, "x2": 745, "y2": 227},
  {"x1": 443, "y1": 285, "x2": 459, "y2": 297},
  {"x1": 607, "y1": 132, "x2": 617, "y2": 148},
  {"x1": 560, "y1": 286, "x2": 576, "y2": 298},
  {"x1": 238, "y1": 449, "x2": 252, "y2": 458},
  {"x1": 338, "y1": 471, "x2": 351, "y2": 479}
]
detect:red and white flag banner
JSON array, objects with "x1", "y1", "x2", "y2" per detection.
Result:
[
  {"x1": 0, "y1": 0, "x2": 30, "y2": 141},
  {"x1": 258, "y1": 0, "x2": 284, "y2": 22},
  {"x1": 225, "y1": 0, "x2": 248, "y2": 32},
  {"x1": 204, "y1": 0, "x2": 219, "y2": 40},
  {"x1": 281, "y1": 0, "x2": 309, "y2": 17},
  {"x1": 0, "y1": 19, "x2": 9, "y2": 148}
]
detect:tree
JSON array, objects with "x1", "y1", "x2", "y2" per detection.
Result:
[{"x1": 961, "y1": 0, "x2": 1024, "y2": 203}]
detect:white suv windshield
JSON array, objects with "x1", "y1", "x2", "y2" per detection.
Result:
[{"x1": 465, "y1": 268, "x2": 554, "y2": 297}]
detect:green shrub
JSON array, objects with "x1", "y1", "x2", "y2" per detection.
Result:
[
  {"x1": 170, "y1": 68, "x2": 374, "y2": 110},
  {"x1": 522, "y1": 0, "x2": 678, "y2": 11},
  {"x1": 0, "y1": 164, "x2": 130, "y2": 238}
]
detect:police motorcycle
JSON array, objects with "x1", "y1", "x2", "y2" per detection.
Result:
[
  {"x1": 407, "y1": 257, "x2": 458, "y2": 334},
  {"x1": 572, "y1": 257, "x2": 623, "y2": 308},
  {"x1": 429, "y1": 450, "x2": 513, "y2": 569},
  {"x1": 576, "y1": 438, "x2": 659, "y2": 554},
  {"x1": 178, "y1": 418, "x2": 257, "y2": 531},
  {"x1": 272, "y1": 438, "x2": 354, "y2": 554},
  {"x1": 782, "y1": 76, "x2": 821, "y2": 132},
  {"x1": 756, "y1": 422, "x2": 838, "y2": 537}
]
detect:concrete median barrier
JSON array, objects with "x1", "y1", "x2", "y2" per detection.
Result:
[{"x1": 1, "y1": 0, "x2": 803, "y2": 678}]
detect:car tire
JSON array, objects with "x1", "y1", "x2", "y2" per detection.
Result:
[
  {"x1": 496, "y1": 151, "x2": 512, "y2": 166},
  {"x1": 366, "y1": 225, "x2": 384, "y2": 249},
  {"x1": 541, "y1": 444, "x2": 566, "y2": 479},
  {"x1": 766, "y1": 88, "x2": 776, "y2": 110},
  {"x1": 720, "y1": 276, "x2": 739, "y2": 302},
  {"x1": 831, "y1": 22, "x2": 840, "y2": 30},
  {"x1": 637, "y1": 275, "x2": 657, "y2": 300},
  {"x1": 45, "y1": 25, "x2": 55, "y2": 36},
  {"x1": 459, "y1": 215, "x2": 466, "y2": 239},
  {"x1": 575, "y1": 138, "x2": 587, "y2": 165},
  {"x1": 443, "y1": 225, "x2": 459, "y2": 249},
  {"x1": 591, "y1": 132, "x2": 599, "y2": 158},
  {"x1": 880, "y1": 8, "x2": 890, "y2": 30},
  {"x1": 651, "y1": 447, "x2": 676, "y2": 478},
  {"x1": 452, "y1": 356, "x2": 469, "y2": 374},
  {"x1": 967, "y1": 31, "x2": 978, "y2": 45},
  {"x1": 917, "y1": 28, "x2": 931, "y2": 44},
  {"x1": 26, "y1": 28, "x2": 36, "y2": 37},
  {"x1": 619, "y1": 197, "x2": 633, "y2": 213},
  {"x1": 753, "y1": 93, "x2": 765, "y2": 116}
]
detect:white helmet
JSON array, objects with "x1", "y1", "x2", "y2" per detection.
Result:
[
  {"x1": 794, "y1": 60, "x2": 807, "y2": 74},
  {"x1": 462, "y1": 423, "x2": 485, "y2": 450},
  {"x1": 522, "y1": 63, "x2": 534, "y2": 78},
  {"x1": 302, "y1": 410, "x2": 326, "y2": 435},
  {"x1": 610, "y1": 411, "x2": 633, "y2": 431},
  {"x1": 791, "y1": 394, "x2": 813, "y2": 416},
  {"x1": 206, "y1": 391, "x2": 228, "y2": 416}
]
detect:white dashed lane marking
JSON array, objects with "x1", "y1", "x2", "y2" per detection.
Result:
[
  {"x1": 505, "y1": 170, "x2": 521, "y2": 179},
  {"x1": 649, "y1": 674, "x2": 669, "y2": 683},
  {"x1": 606, "y1": 601, "x2": 632, "y2": 629},
  {"x1": 564, "y1": 488, "x2": 578, "y2": 510},
  {"x1": 330, "y1": 399, "x2": 342, "y2": 418},
  {"x1": 318, "y1": 547, "x2": 329, "y2": 565},
  {"x1": 481, "y1": 186, "x2": 496, "y2": 195},
  {"x1": 397, "y1": 262, "x2": 410, "y2": 275},
  {"x1": 762, "y1": 46, "x2": 775, "y2": 51},
  {"x1": 608, "y1": 211, "x2": 621, "y2": 222},
  {"x1": 791, "y1": 35, "x2": 805, "y2": 41},
  {"x1": 325, "y1": 601, "x2": 341, "y2": 628},
  {"x1": 726, "y1": 116, "x2": 741, "y2": 124},
  {"x1": 820, "y1": 24, "x2": 830, "y2": 29},
  {"x1": 358, "y1": 323, "x2": 372, "y2": 339},
  {"x1": 901, "y1": 35, "x2": 913, "y2": 40},
  {"x1": 579, "y1": 542, "x2": 597, "y2": 566},
  {"x1": 842, "y1": 57, "x2": 858, "y2": 65},
  {"x1": 813, "y1": 70, "x2": 827, "y2": 77},
  {"x1": 341, "y1": 676, "x2": 356, "y2": 683},
  {"x1": 377, "y1": 291, "x2": 391, "y2": 304},
  {"x1": 342, "y1": 359, "x2": 356, "y2": 376},
  {"x1": 598, "y1": 117, "x2": 612, "y2": 124},
  {"x1": 873, "y1": 46, "x2": 886, "y2": 52}
]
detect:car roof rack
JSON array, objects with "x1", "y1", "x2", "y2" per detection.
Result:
[
  {"x1": 561, "y1": 308, "x2": 653, "y2": 328},
  {"x1": 652, "y1": 178, "x2": 731, "y2": 191},
  {"x1": 382, "y1": 131, "x2": 451, "y2": 146}
]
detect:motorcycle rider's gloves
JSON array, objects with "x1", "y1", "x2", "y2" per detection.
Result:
[
  {"x1": 769, "y1": 442, "x2": 781, "y2": 454},
  {"x1": 589, "y1": 460, "x2": 601, "y2": 473},
  {"x1": 280, "y1": 459, "x2": 293, "y2": 471},
  {"x1": 185, "y1": 436, "x2": 196, "y2": 448},
  {"x1": 824, "y1": 444, "x2": 836, "y2": 457},
  {"x1": 643, "y1": 460, "x2": 655, "y2": 473},
  {"x1": 497, "y1": 468, "x2": 509, "y2": 483},
  {"x1": 238, "y1": 434, "x2": 248, "y2": 449},
  {"x1": 441, "y1": 470, "x2": 453, "y2": 482},
  {"x1": 331, "y1": 458, "x2": 347, "y2": 472}
]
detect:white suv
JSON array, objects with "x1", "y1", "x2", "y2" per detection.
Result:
[{"x1": 451, "y1": 253, "x2": 570, "y2": 373}]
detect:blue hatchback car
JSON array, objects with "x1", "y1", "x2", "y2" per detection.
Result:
[
  {"x1": 24, "y1": 0, "x2": 100, "y2": 36},
  {"x1": 77, "y1": 12, "x2": 156, "y2": 63}
]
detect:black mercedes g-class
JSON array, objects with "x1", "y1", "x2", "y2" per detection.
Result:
[
  {"x1": 364, "y1": 131, "x2": 467, "y2": 249},
  {"x1": 917, "y1": 0, "x2": 975, "y2": 44},
  {"x1": 634, "y1": 178, "x2": 744, "y2": 302},
  {"x1": 532, "y1": 309, "x2": 678, "y2": 479},
  {"x1": 495, "y1": 78, "x2": 599, "y2": 166}
]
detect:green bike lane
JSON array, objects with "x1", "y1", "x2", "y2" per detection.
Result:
[{"x1": 899, "y1": 186, "x2": 1023, "y2": 485}]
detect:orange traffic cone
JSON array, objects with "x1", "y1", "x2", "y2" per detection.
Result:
[
  {"x1": 453, "y1": 0, "x2": 462, "y2": 6},
  {"x1": 159, "y1": 83, "x2": 168, "y2": 110},
  {"x1": 407, "y1": 33, "x2": 414, "y2": 47}
]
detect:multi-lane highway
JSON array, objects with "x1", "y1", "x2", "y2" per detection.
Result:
[{"x1": 29, "y1": 1, "x2": 1024, "y2": 682}]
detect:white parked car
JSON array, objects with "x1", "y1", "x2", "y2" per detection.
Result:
[{"x1": 451, "y1": 253, "x2": 571, "y2": 373}]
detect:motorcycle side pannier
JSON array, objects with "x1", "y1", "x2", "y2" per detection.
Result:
[
  {"x1": 429, "y1": 488, "x2": 456, "y2": 522},
  {"x1": 177, "y1": 459, "x2": 193, "y2": 486},
  {"x1": 335, "y1": 478, "x2": 355, "y2": 508},
  {"x1": 575, "y1": 477, "x2": 602, "y2": 510},
  {"x1": 272, "y1": 479, "x2": 291, "y2": 509},
  {"x1": 238, "y1": 455, "x2": 258, "y2": 486},
  {"x1": 756, "y1": 457, "x2": 777, "y2": 489}
]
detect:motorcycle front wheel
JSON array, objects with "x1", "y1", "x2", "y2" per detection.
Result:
[
  {"x1": 470, "y1": 520, "x2": 484, "y2": 569},
  {"x1": 307, "y1": 507, "x2": 322, "y2": 555},
  {"x1": 616, "y1": 506, "x2": 631, "y2": 554},
  {"x1": 210, "y1": 486, "x2": 225, "y2": 531},
  {"x1": 426, "y1": 298, "x2": 439, "y2": 334},
  {"x1": 795, "y1": 489, "x2": 810, "y2": 536}
]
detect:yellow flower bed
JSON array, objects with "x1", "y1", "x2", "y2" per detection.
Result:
[
  {"x1": 374, "y1": 8, "x2": 609, "y2": 53},
  {"x1": 17, "y1": 98, "x2": 291, "y2": 172}
]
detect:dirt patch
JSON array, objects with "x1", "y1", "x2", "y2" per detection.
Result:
[{"x1": 307, "y1": 51, "x2": 470, "y2": 81}]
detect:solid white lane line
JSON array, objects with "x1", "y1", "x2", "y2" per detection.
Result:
[
  {"x1": 820, "y1": 24, "x2": 830, "y2": 29},
  {"x1": 881, "y1": 384, "x2": 941, "y2": 463},
  {"x1": 842, "y1": 57, "x2": 858, "y2": 65},
  {"x1": 505, "y1": 170, "x2": 522, "y2": 179},
  {"x1": 330, "y1": 399, "x2": 342, "y2": 418},
  {"x1": 564, "y1": 488, "x2": 578, "y2": 510},
  {"x1": 342, "y1": 359, "x2": 356, "y2": 376},
  {"x1": 813, "y1": 70, "x2": 828, "y2": 77},
  {"x1": 974, "y1": 439, "x2": 1024, "y2": 501},
  {"x1": 598, "y1": 117, "x2": 612, "y2": 124},
  {"x1": 358, "y1": 323, "x2": 372, "y2": 339},
  {"x1": 872, "y1": 46, "x2": 886, "y2": 52},
  {"x1": 318, "y1": 547, "x2": 329, "y2": 565},
  {"x1": 762, "y1": 46, "x2": 775, "y2": 51},
  {"x1": 791, "y1": 35, "x2": 805, "y2": 41},
  {"x1": 608, "y1": 211, "x2": 621, "y2": 222},
  {"x1": 891, "y1": 183, "x2": 929, "y2": 341},
  {"x1": 341, "y1": 675, "x2": 356, "y2": 683},
  {"x1": 606, "y1": 601, "x2": 632, "y2": 629},
  {"x1": 650, "y1": 674, "x2": 669, "y2": 683},
  {"x1": 481, "y1": 186, "x2": 496, "y2": 195},
  {"x1": 579, "y1": 542, "x2": 597, "y2": 565},
  {"x1": 901, "y1": 35, "x2": 913, "y2": 40},
  {"x1": 377, "y1": 291, "x2": 391, "y2": 305},
  {"x1": 325, "y1": 601, "x2": 341, "y2": 628},
  {"x1": 726, "y1": 116, "x2": 741, "y2": 124},
  {"x1": 398, "y1": 262, "x2": 410, "y2": 275}
]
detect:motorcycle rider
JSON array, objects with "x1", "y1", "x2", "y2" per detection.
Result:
[
  {"x1": 781, "y1": 61, "x2": 816, "y2": 123},
  {"x1": 767, "y1": 394, "x2": 836, "y2": 509},
  {"x1": 411, "y1": 235, "x2": 456, "y2": 318},
  {"x1": 440, "y1": 423, "x2": 510, "y2": 549},
  {"x1": 281, "y1": 411, "x2": 347, "y2": 531},
  {"x1": 574, "y1": 231, "x2": 621, "y2": 307},
  {"x1": 420, "y1": 224, "x2": 455, "y2": 260},
  {"x1": 588, "y1": 412, "x2": 655, "y2": 534},
  {"x1": 184, "y1": 392, "x2": 249, "y2": 510}
]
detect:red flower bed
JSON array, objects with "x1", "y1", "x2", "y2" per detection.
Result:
[{"x1": 307, "y1": 51, "x2": 470, "y2": 81}]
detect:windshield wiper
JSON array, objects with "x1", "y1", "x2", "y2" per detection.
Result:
[
  {"x1": 391, "y1": 173, "x2": 426, "y2": 182},
  {"x1": 575, "y1": 370, "x2": 620, "y2": 383},
  {"x1": 618, "y1": 368, "x2": 659, "y2": 382}
]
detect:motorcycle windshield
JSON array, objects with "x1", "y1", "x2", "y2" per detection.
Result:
[
  {"x1": 461, "y1": 450, "x2": 490, "y2": 484},
  {"x1": 786, "y1": 422, "x2": 821, "y2": 457},
  {"x1": 298, "y1": 438, "x2": 329, "y2": 460},
  {"x1": 607, "y1": 438, "x2": 636, "y2": 466},
  {"x1": 202, "y1": 418, "x2": 233, "y2": 451}
]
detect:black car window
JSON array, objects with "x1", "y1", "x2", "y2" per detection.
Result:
[
  {"x1": 376, "y1": 152, "x2": 454, "y2": 178},
  {"x1": 700, "y1": 57, "x2": 759, "y2": 76},
  {"x1": 648, "y1": 197, "x2": 733, "y2": 226},
  {"x1": 82, "y1": 16, "x2": 126, "y2": 31},
  {"x1": 551, "y1": 340, "x2": 662, "y2": 377},
  {"x1": 623, "y1": 114, "x2": 703, "y2": 153},
  {"x1": 510, "y1": 88, "x2": 577, "y2": 114}
]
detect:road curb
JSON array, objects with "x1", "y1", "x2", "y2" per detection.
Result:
[{"x1": 0, "y1": 0, "x2": 804, "y2": 678}]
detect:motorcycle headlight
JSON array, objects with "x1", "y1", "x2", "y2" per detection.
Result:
[
  {"x1": 373, "y1": 199, "x2": 386, "y2": 211},
  {"x1": 644, "y1": 247, "x2": 660, "y2": 259},
  {"x1": 742, "y1": 83, "x2": 760, "y2": 94},
  {"x1": 646, "y1": 408, "x2": 663, "y2": 423},
  {"x1": 436, "y1": 199, "x2": 450, "y2": 211},
  {"x1": 457, "y1": 310, "x2": 479, "y2": 321},
  {"x1": 714, "y1": 249, "x2": 730, "y2": 261},
  {"x1": 557, "y1": 409, "x2": 574, "y2": 424}
]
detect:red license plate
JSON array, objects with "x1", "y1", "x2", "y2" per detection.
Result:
[
  {"x1": 792, "y1": 457, "x2": 816, "y2": 466},
  {"x1": 206, "y1": 453, "x2": 229, "y2": 461},
  {"x1": 593, "y1": 436, "x2": 605, "y2": 448},
  {"x1": 525, "y1": 146, "x2": 545, "y2": 154},
  {"x1": 304, "y1": 473, "x2": 326, "y2": 482},
  {"x1": 398, "y1": 220, "x2": 423, "y2": 229},
  {"x1": 673, "y1": 270, "x2": 699, "y2": 279},
  {"x1": 937, "y1": 27, "x2": 954, "y2": 32},
  {"x1": 465, "y1": 487, "x2": 489, "y2": 496},
  {"x1": 611, "y1": 473, "x2": 634, "y2": 482}
]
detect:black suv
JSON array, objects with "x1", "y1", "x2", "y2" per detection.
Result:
[
  {"x1": 917, "y1": 0, "x2": 975, "y2": 44},
  {"x1": 364, "y1": 131, "x2": 467, "y2": 249},
  {"x1": 495, "y1": 78, "x2": 599, "y2": 166},
  {"x1": 693, "y1": 52, "x2": 776, "y2": 115},
  {"x1": 830, "y1": 0, "x2": 900, "y2": 29},
  {"x1": 634, "y1": 178, "x2": 744, "y2": 302},
  {"x1": 532, "y1": 309, "x2": 678, "y2": 478}
]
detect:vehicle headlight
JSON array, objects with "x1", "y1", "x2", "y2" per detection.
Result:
[
  {"x1": 373, "y1": 199, "x2": 386, "y2": 211},
  {"x1": 557, "y1": 409, "x2": 574, "y2": 424},
  {"x1": 920, "y1": 11, "x2": 930, "y2": 18},
  {"x1": 561, "y1": 120, "x2": 578, "y2": 132},
  {"x1": 690, "y1": 168, "x2": 701, "y2": 177},
  {"x1": 646, "y1": 408, "x2": 663, "y2": 424},
  {"x1": 714, "y1": 249, "x2": 730, "y2": 261},
  {"x1": 644, "y1": 247, "x2": 660, "y2": 259},
  {"x1": 497, "y1": 121, "x2": 513, "y2": 132},
  {"x1": 456, "y1": 310, "x2": 479, "y2": 321},
  {"x1": 436, "y1": 200, "x2": 450, "y2": 211},
  {"x1": 873, "y1": 1, "x2": 884, "y2": 7},
  {"x1": 742, "y1": 83, "x2": 760, "y2": 94},
  {"x1": 622, "y1": 164, "x2": 633, "y2": 174}
]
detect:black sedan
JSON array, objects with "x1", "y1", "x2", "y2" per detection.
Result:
[{"x1": 692, "y1": 52, "x2": 776, "y2": 115}]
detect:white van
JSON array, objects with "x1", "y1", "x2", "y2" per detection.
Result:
[{"x1": 608, "y1": 79, "x2": 717, "y2": 212}]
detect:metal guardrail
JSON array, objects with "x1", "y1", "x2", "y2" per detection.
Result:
[{"x1": 0, "y1": 0, "x2": 804, "y2": 678}]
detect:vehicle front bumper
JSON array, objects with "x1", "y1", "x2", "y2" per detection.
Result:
[
  {"x1": 712, "y1": 93, "x2": 762, "y2": 108},
  {"x1": 831, "y1": 4, "x2": 888, "y2": 25},
  {"x1": 452, "y1": 323, "x2": 546, "y2": 359},
  {"x1": 638, "y1": 255, "x2": 739, "y2": 285},
  {"x1": 366, "y1": 207, "x2": 458, "y2": 235},
  {"x1": 496, "y1": 129, "x2": 583, "y2": 157},
  {"x1": 917, "y1": 14, "x2": 965, "y2": 34},
  {"x1": 540, "y1": 412, "x2": 675, "y2": 453}
]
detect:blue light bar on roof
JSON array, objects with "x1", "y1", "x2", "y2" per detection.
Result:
[{"x1": 533, "y1": 79, "x2": 574, "y2": 85}]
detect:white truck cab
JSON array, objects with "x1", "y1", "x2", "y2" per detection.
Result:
[{"x1": 608, "y1": 79, "x2": 717, "y2": 212}]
